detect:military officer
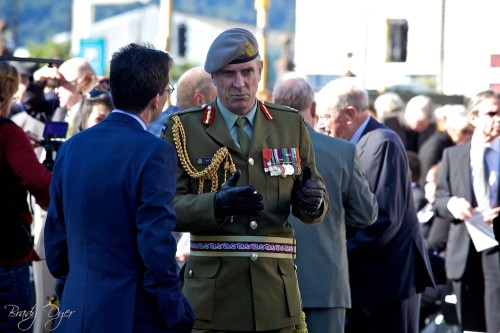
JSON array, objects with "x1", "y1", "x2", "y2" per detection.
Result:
[{"x1": 160, "y1": 28, "x2": 329, "y2": 332}]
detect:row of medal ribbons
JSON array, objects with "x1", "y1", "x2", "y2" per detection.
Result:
[{"x1": 262, "y1": 148, "x2": 301, "y2": 177}]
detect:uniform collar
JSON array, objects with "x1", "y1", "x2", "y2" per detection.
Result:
[{"x1": 216, "y1": 97, "x2": 257, "y2": 129}]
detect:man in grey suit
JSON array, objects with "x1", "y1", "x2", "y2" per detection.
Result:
[
  {"x1": 434, "y1": 90, "x2": 500, "y2": 333},
  {"x1": 316, "y1": 77, "x2": 435, "y2": 333},
  {"x1": 273, "y1": 76, "x2": 378, "y2": 333}
]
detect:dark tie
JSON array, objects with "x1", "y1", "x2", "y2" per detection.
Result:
[{"x1": 235, "y1": 117, "x2": 250, "y2": 155}]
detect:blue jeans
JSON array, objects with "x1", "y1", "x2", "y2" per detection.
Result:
[{"x1": 0, "y1": 263, "x2": 34, "y2": 333}]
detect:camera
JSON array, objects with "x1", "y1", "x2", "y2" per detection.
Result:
[{"x1": 41, "y1": 121, "x2": 68, "y2": 171}]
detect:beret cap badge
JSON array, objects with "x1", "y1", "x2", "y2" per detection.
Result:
[{"x1": 244, "y1": 42, "x2": 254, "y2": 57}]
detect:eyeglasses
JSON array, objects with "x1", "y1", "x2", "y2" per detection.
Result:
[{"x1": 159, "y1": 84, "x2": 175, "y2": 95}]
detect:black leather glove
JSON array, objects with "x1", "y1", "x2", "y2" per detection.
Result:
[
  {"x1": 214, "y1": 169, "x2": 264, "y2": 219},
  {"x1": 299, "y1": 166, "x2": 325, "y2": 216}
]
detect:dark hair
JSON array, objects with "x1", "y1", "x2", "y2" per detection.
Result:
[
  {"x1": 109, "y1": 43, "x2": 173, "y2": 114},
  {"x1": 69, "y1": 91, "x2": 113, "y2": 136}
]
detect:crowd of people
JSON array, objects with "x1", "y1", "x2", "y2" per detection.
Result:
[{"x1": 1, "y1": 26, "x2": 500, "y2": 333}]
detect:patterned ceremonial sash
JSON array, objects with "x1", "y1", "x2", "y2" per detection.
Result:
[{"x1": 190, "y1": 235, "x2": 296, "y2": 259}]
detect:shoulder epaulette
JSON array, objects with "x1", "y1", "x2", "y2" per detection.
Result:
[
  {"x1": 262, "y1": 100, "x2": 298, "y2": 113},
  {"x1": 176, "y1": 104, "x2": 207, "y2": 115},
  {"x1": 171, "y1": 104, "x2": 215, "y2": 126}
]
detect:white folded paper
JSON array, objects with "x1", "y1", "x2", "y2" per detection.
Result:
[{"x1": 465, "y1": 210, "x2": 499, "y2": 252}]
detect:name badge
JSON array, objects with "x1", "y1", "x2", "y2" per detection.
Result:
[{"x1": 196, "y1": 157, "x2": 212, "y2": 165}]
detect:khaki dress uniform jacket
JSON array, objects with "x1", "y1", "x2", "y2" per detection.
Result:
[{"x1": 161, "y1": 99, "x2": 329, "y2": 331}]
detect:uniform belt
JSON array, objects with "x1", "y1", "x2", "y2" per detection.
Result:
[{"x1": 190, "y1": 235, "x2": 296, "y2": 259}]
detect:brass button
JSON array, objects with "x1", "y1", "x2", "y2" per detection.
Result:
[
  {"x1": 248, "y1": 157, "x2": 254, "y2": 165},
  {"x1": 250, "y1": 253, "x2": 258, "y2": 261},
  {"x1": 188, "y1": 270, "x2": 193, "y2": 277},
  {"x1": 250, "y1": 221, "x2": 258, "y2": 230}
]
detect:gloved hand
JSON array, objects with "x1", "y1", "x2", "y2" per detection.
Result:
[
  {"x1": 299, "y1": 166, "x2": 325, "y2": 216},
  {"x1": 214, "y1": 169, "x2": 264, "y2": 219}
]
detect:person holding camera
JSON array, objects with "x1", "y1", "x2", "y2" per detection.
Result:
[
  {"x1": 33, "y1": 57, "x2": 98, "y2": 136},
  {"x1": 0, "y1": 61, "x2": 51, "y2": 333}
]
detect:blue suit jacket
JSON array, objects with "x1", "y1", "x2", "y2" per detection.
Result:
[
  {"x1": 347, "y1": 117, "x2": 435, "y2": 307},
  {"x1": 45, "y1": 112, "x2": 193, "y2": 332}
]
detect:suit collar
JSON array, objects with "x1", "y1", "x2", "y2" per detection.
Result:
[
  {"x1": 455, "y1": 141, "x2": 474, "y2": 203},
  {"x1": 105, "y1": 111, "x2": 145, "y2": 130},
  {"x1": 350, "y1": 115, "x2": 371, "y2": 144},
  {"x1": 355, "y1": 117, "x2": 389, "y2": 159},
  {"x1": 361, "y1": 116, "x2": 385, "y2": 137}
]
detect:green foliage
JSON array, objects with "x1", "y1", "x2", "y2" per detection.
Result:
[
  {"x1": 27, "y1": 40, "x2": 71, "y2": 61},
  {"x1": 171, "y1": 61, "x2": 197, "y2": 82}
]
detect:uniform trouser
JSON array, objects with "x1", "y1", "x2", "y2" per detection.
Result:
[
  {"x1": 344, "y1": 293, "x2": 421, "y2": 333},
  {"x1": 455, "y1": 246, "x2": 500, "y2": 333},
  {"x1": 303, "y1": 307, "x2": 345, "y2": 333},
  {"x1": 192, "y1": 327, "x2": 294, "y2": 333}
]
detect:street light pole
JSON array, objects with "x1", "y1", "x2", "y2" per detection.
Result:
[
  {"x1": 159, "y1": 0, "x2": 172, "y2": 52},
  {"x1": 255, "y1": 0, "x2": 269, "y2": 95}
]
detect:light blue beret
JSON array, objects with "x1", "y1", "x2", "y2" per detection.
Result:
[{"x1": 204, "y1": 28, "x2": 260, "y2": 74}]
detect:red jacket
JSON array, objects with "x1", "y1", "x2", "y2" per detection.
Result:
[{"x1": 0, "y1": 117, "x2": 51, "y2": 264}]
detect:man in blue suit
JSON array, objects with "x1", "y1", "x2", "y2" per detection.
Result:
[
  {"x1": 44, "y1": 43, "x2": 194, "y2": 332},
  {"x1": 316, "y1": 77, "x2": 435, "y2": 333}
]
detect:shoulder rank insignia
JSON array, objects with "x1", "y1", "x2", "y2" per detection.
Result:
[
  {"x1": 258, "y1": 100, "x2": 273, "y2": 121},
  {"x1": 202, "y1": 104, "x2": 215, "y2": 126}
]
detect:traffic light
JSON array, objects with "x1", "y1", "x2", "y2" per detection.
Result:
[
  {"x1": 387, "y1": 19, "x2": 408, "y2": 62},
  {"x1": 178, "y1": 24, "x2": 187, "y2": 57}
]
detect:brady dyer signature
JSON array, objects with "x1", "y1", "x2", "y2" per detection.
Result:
[{"x1": 5, "y1": 303, "x2": 75, "y2": 331}]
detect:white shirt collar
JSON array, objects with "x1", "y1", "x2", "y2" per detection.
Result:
[
  {"x1": 349, "y1": 115, "x2": 371, "y2": 144},
  {"x1": 112, "y1": 109, "x2": 146, "y2": 130}
]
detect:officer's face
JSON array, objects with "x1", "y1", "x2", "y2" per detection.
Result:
[{"x1": 212, "y1": 59, "x2": 262, "y2": 116}]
